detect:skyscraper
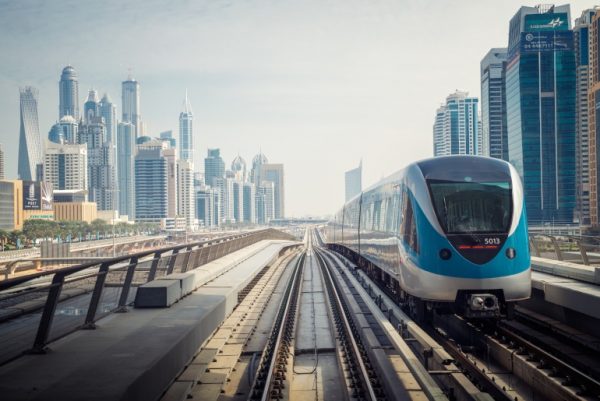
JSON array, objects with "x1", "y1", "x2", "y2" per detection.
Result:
[
  {"x1": 574, "y1": 10, "x2": 595, "y2": 226},
  {"x1": 204, "y1": 148, "x2": 225, "y2": 187},
  {"x1": 196, "y1": 187, "x2": 220, "y2": 228},
  {"x1": 232, "y1": 181, "x2": 244, "y2": 224},
  {"x1": 59, "y1": 116, "x2": 78, "y2": 144},
  {"x1": 80, "y1": 116, "x2": 116, "y2": 211},
  {"x1": 84, "y1": 89, "x2": 100, "y2": 124},
  {"x1": 433, "y1": 108, "x2": 446, "y2": 156},
  {"x1": 122, "y1": 76, "x2": 141, "y2": 137},
  {"x1": 179, "y1": 91, "x2": 193, "y2": 162},
  {"x1": 250, "y1": 152, "x2": 268, "y2": 185},
  {"x1": 256, "y1": 181, "x2": 275, "y2": 224},
  {"x1": 432, "y1": 91, "x2": 481, "y2": 156},
  {"x1": 117, "y1": 122, "x2": 136, "y2": 218},
  {"x1": 231, "y1": 155, "x2": 247, "y2": 182},
  {"x1": 164, "y1": 148, "x2": 178, "y2": 218},
  {"x1": 214, "y1": 177, "x2": 235, "y2": 223},
  {"x1": 506, "y1": 4, "x2": 576, "y2": 224},
  {"x1": 0, "y1": 144, "x2": 5, "y2": 180},
  {"x1": 59, "y1": 65, "x2": 79, "y2": 120},
  {"x1": 135, "y1": 145, "x2": 168, "y2": 222},
  {"x1": 99, "y1": 94, "x2": 117, "y2": 144},
  {"x1": 345, "y1": 161, "x2": 362, "y2": 202},
  {"x1": 261, "y1": 163, "x2": 285, "y2": 219},
  {"x1": 177, "y1": 159, "x2": 196, "y2": 228},
  {"x1": 480, "y1": 48, "x2": 509, "y2": 160},
  {"x1": 43, "y1": 142, "x2": 88, "y2": 194},
  {"x1": 243, "y1": 182, "x2": 256, "y2": 223},
  {"x1": 18, "y1": 87, "x2": 43, "y2": 181},
  {"x1": 588, "y1": 9, "x2": 600, "y2": 226}
]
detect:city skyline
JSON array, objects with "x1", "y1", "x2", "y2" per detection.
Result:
[{"x1": 1, "y1": 0, "x2": 597, "y2": 216}]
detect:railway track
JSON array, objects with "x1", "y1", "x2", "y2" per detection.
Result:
[
  {"x1": 250, "y1": 231, "x2": 385, "y2": 400},
  {"x1": 323, "y1": 232, "x2": 600, "y2": 401}
]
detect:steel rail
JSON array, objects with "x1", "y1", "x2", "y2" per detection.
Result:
[
  {"x1": 248, "y1": 251, "x2": 305, "y2": 401},
  {"x1": 314, "y1": 248, "x2": 380, "y2": 401}
]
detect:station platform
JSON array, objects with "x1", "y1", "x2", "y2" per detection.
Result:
[
  {"x1": 530, "y1": 257, "x2": 600, "y2": 320},
  {"x1": 0, "y1": 239, "x2": 298, "y2": 401}
]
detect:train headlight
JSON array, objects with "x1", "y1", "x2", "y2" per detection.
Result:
[
  {"x1": 471, "y1": 296, "x2": 484, "y2": 309},
  {"x1": 506, "y1": 248, "x2": 516, "y2": 259},
  {"x1": 439, "y1": 248, "x2": 452, "y2": 260}
]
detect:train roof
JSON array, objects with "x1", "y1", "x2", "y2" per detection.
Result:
[{"x1": 341, "y1": 155, "x2": 513, "y2": 210}]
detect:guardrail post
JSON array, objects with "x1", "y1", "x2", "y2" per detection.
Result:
[
  {"x1": 579, "y1": 240, "x2": 590, "y2": 265},
  {"x1": 116, "y1": 256, "x2": 139, "y2": 312},
  {"x1": 192, "y1": 248, "x2": 201, "y2": 269},
  {"x1": 30, "y1": 272, "x2": 66, "y2": 353},
  {"x1": 225, "y1": 239, "x2": 233, "y2": 256},
  {"x1": 206, "y1": 244, "x2": 214, "y2": 264},
  {"x1": 529, "y1": 236, "x2": 540, "y2": 257},
  {"x1": 83, "y1": 262, "x2": 112, "y2": 329},
  {"x1": 181, "y1": 247, "x2": 193, "y2": 273},
  {"x1": 166, "y1": 249, "x2": 180, "y2": 275},
  {"x1": 147, "y1": 251, "x2": 163, "y2": 282},
  {"x1": 549, "y1": 236, "x2": 563, "y2": 261}
]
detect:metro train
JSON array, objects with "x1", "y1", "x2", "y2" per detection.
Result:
[{"x1": 326, "y1": 155, "x2": 531, "y2": 319}]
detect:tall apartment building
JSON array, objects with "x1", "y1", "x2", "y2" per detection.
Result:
[
  {"x1": 204, "y1": 149, "x2": 225, "y2": 187},
  {"x1": 117, "y1": 122, "x2": 136, "y2": 218},
  {"x1": 256, "y1": 181, "x2": 275, "y2": 225},
  {"x1": 177, "y1": 159, "x2": 196, "y2": 228},
  {"x1": 59, "y1": 65, "x2": 79, "y2": 120},
  {"x1": 179, "y1": 91, "x2": 194, "y2": 162},
  {"x1": 261, "y1": 163, "x2": 285, "y2": 219},
  {"x1": 432, "y1": 91, "x2": 481, "y2": 156},
  {"x1": 196, "y1": 187, "x2": 220, "y2": 228},
  {"x1": 243, "y1": 182, "x2": 256, "y2": 223},
  {"x1": 43, "y1": 142, "x2": 88, "y2": 195},
  {"x1": 135, "y1": 145, "x2": 168, "y2": 222},
  {"x1": 122, "y1": 76, "x2": 141, "y2": 137},
  {"x1": 480, "y1": 48, "x2": 509, "y2": 160}
]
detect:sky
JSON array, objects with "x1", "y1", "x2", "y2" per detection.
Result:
[{"x1": 0, "y1": 0, "x2": 595, "y2": 217}]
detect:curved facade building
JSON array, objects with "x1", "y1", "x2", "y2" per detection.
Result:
[
  {"x1": 59, "y1": 65, "x2": 79, "y2": 119},
  {"x1": 18, "y1": 86, "x2": 43, "y2": 181}
]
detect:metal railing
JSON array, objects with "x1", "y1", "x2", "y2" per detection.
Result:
[
  {"x1": 0, "y1": 228, "x2": 294, "y2": 365},
  {"x1": 529, "y1": 233, "x2": 600, "y2": 265}
]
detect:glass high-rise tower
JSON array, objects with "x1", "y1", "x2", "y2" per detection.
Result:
[
  {"x1": 117, "y1": 122, "x2": 136, "y2": 218},
  {"x1": 100, "y1": 93, "x2": 117, "y2": 144},
  {"x1": 18, "y1": 86, "x2": 43, "y2": 181},
  {"x1": 122, "y1": 76, "x2": 141, "y2": 137},
  {"x1": 59, "y1": 65, "x2": 79, "y2": 120},
  {"x1": 204, "y1": 148, "x2": 225, "y2": 187},
  {"x1": 179, "y1": 91, "x2": 193, "y2": 163},
  {"x1": 506, "y1": 4, "x2": 576, "y2": 224},
  {"x1": 480, "y1": 48, "x2": 509, "y2": 160}
]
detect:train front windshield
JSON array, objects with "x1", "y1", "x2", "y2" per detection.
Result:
[{"x1": 427, "y1": 179, "x2": 512, "y2": 234}]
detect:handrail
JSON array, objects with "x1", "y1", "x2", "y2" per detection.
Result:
[
  {"x1": 0, "y1": 227, "x2": 295, "y2": 363},
  {"x1": 0, "y1": 230, "x2": 262, "y2": 291}
]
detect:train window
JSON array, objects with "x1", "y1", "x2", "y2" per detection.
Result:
[
  {"x1": 427, "y1": 179, "x2": 512, "y2": 234},
  {"x1": 400, "y1": 191, "x2": 418, "y2": 253},
  {"x1": 373, "y1": 199, "x2": 381, "y2": 231}
]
